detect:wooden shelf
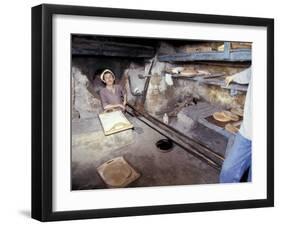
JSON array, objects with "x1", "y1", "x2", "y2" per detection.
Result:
[{"x1": 158, "y1": 42, "x2": 251, "y2": 62}]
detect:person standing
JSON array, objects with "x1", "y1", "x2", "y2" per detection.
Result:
[{"x1": 220, "y1": 67, "x2": 252, "y2": 183}]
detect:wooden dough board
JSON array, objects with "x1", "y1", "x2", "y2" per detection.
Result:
[
  {"x1": 97, "y1": 156, "x2": 140, "y2": 188},
  {"x1": 98, "y1": 110, "x2": 134, "y2": 136}
]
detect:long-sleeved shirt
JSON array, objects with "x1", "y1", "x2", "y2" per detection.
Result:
[
  {"x1": 233, "y1": 67, "x2": 252, "y2": 140},
  {"x1": 99, "y1": 84, "x2": 126, "y2": 110}
]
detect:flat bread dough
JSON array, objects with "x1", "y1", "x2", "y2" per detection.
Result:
[
  {"x1": 230, "y1": 107, "x2": 244, "y2": 117},
  {"x1": 225, "y1": 123, "x2": 239, "y2": 133},
  {"x1": 222, "y1": 111, "x2": 239, "y2": 121},
  {"x1": 213, "y1": 112, "x2": 231, "y2": 122}
]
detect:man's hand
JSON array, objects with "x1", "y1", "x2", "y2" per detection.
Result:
[
  {"x1": 225, "y1": 75, "x2": 234, "y2": 87},
  {"x1": 104, "y1": 104, "x2": 125, "y2": 112},
  {"x1": 118, "y1": 104, "x2": 126, "y2": 111}
]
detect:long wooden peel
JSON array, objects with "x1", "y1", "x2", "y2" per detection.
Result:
[
  {"x1": 202, "y1": 73, "x2": 226, "y2": 79},
  {"x1": 127, "y1": 103, "x2": 224, "y2": 170}
]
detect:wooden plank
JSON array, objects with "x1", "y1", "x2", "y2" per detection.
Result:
[
  {"x1": 72, "y1": 40, "x2": 155, "y2": 58},
  {"x1": 158, "y1": 49, "x2": 251, "y2": 62},
  {"x1": 195, "y1": 61, "x2": 251, "y2": 68},
  {"x1": 231, "y1": 42, "x2": 252, "y2": 49},
  {"x1": 224, "y1": 42, "x2": 231, "y2": 58}
]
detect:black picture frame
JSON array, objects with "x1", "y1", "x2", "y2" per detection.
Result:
[{"x1": 32, "y1": 3, "x2": 274, "y2": 222}]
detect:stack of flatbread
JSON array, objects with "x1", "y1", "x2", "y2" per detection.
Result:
[
  {"x1": 213, "y1": 108, "x2": 243, "y2": 134},
  {"x1": 225, "y1": 123, "x2": 240, "y2": 134},
  {"x1": 221, "y1": 111, "x2": 239, "y2": 121},
  {"x1": 230, "y1": 107, "x2": 244, "y2": 117}
]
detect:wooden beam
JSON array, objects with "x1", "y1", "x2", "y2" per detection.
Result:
[
  {"x1": 72, "y1": 39, "x2": 155, "y2": 58},
  {"x1": 171, "y1": 75, "x2": 249, "y2": 92},
  {"x1": 158, "y1": 49, "x2": 251, "y2": 62}
]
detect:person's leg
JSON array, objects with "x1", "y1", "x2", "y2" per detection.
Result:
[{"x1": 220, "y1": 133, "x2": 252, "y2": 183}]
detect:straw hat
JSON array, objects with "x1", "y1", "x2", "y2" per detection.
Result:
[{"x1": 100, "y1": 69, "x2": 115, "y2": 82}]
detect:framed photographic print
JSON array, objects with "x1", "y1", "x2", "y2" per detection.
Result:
[{"x1": 31, "y1": 4, "x2": 274, "y2": 221}]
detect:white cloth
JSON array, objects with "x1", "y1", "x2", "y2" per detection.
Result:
[
  {"x1": 165, "y1": 73, "x2": 173, "y2": 86},
  {"x1": 233, "y1": 67, "x2": 252, "y2": 140}
]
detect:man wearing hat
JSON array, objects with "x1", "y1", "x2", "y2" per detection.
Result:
[{"x1": 99, "y1": 69, "x2": 127, "y2": 112}]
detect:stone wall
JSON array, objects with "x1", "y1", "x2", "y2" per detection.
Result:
[
  {"x1": 71, "y1": 42, "x2": 249, "y2": 120},
  {"x1": 144, "y1": 62, "x2": 247, "y2": 116},
  {"x1": 72, "y1": 66, "x2": 102, "y2": 119}
]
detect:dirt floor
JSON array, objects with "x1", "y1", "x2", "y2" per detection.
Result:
[{"x1": 71, "y1": 114, "x2": 221, "y2": 190}]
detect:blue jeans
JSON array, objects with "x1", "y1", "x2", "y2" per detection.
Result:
[{"x1": 220, "y1": 132, "x2": 252, "y2": 183}]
